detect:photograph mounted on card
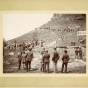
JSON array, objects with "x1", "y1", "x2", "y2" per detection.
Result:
[{"x1": 0, "y1": 0, "x2": 88, "y2": 87}]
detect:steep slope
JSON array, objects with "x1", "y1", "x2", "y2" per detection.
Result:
[
  {"x1": 8, "y1": 14, "x2": 86, "y2": 46},
  {"x1": 39, "y1": 14, "x2": 86, "y2": 46}
]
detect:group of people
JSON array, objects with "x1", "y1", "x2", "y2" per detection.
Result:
[
  {"x1": 7, "y1": 40, "x2": 44, "y2": 52},
  {"x1": 7, "y1": 42, "x2": 34, "y2": 52},
  {"x1": 40, "y1": 48, "x2": 70, "y2": 73},
  {"x1": 18, "y1": 48, "x2": 33, "y2": 71},
  {"x1": 17, "y1": 47, "x2": 71, "y2": 73},
  {"x1": 75, "y1": 47, "x2": 83, "y2": 60}
]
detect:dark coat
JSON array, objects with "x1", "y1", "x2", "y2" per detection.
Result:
[
  {"x1": 43, "y1": 53, "x2": 50, "y2": 63},
  {"x1": 52, "y1": 50, "x2": 59, "y2": 62},
  {"x1": 18, "y1": 53, "x2": 22, "y2": 61},
  {"x1": 75, "y1": 49, "x2": 79, "y2": 55},
  {"x1": 62, "y1": 53, "x2": 70, "y2": 63},
  {"x1": 26, "y1": 51, "x2": 33, "y2": 61}
]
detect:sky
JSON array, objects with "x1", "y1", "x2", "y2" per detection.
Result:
[{"x1": 3, "y1": 14, "x2": 53, "y2": 41}]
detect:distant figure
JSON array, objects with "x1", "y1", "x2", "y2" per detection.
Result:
[
  {"x1": 23, "y1": 42, "x2": 25, "y2": 51},
  {"x1": 22, "y1": 51, "x2": 27, "y2": 70},
  {"x1": 75, "y1": 48, "x2": 79, "y2": 59},
  {"x1": 14, "y1": 44, "x2": 16, "y2": 50},
  {"x1": 43, "y1": 50, "x2": 50, "y2": 73},
  {"x1": 26, "y1": 48, "x2": 33, "y2": 71},
  {"x1": 61, "y1": 50, "x2": 70, "y2": 73},
  {"x1": 41, "y1": 48, "x2": 46, "y2": 56},
  {"x1": 52, "y1": 48, "x2": 60, "y2": 73},
  {"x1": 78, "y1": 47, "x2": 82, "y2": 59},
  {"x1": 17, "y1": 52, "x2": 22, "y2": 70},
  {"x1": 31, "y1": 42, "x2": 34, "y2": 48},
  {"x1": 41, "y1": 41, "x2": 44, "y2": 47},
  {"x1": 40, "y1": 48, "x2": 46, "y2": 71}
]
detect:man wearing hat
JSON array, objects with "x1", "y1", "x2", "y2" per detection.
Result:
[
  {"x1": 61, "y1": 50, "x2": 70, "y2": 73},
  {"x1": 43, "y1": 50, "x2": 50, "y2": 73},
  {"x1": 40, "y1": 48, "x2": 46, "y2": 72},
  {"x1": 17, "y1": 52, "x2": 22, "y2": 70},
  {"x1": 75, "y1": 47, "x2": 79, "y2": 59},
  {"x1": 26, "y1": 48, "x2": 33, "y2": 71},
  {"x1": 78, "y1": 47, "x2": 82, "y2": 59},
  {"x1": 52, "y1": 47, "x2": 60, "y2": 73}
]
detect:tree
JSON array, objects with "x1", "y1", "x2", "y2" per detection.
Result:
[
  {"x1": 3, "y1": 38, "x2": 8, "y2": 56},
  {"x1": 3, "y1": 38, "x2": 8, "y2": 47}
]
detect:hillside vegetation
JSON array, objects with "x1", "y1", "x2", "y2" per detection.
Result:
[{"x1": 8, "y1": 14, "x2": 86, "y2": 46}]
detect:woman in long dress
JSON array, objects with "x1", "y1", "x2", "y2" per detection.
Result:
[{"x1": 22, "y1": 51, "x2": 26, "y2": 70}]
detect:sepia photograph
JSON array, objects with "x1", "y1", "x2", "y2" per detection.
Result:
[{"x1": 3, "y1": 14, "x2": 86, "y2": 73}]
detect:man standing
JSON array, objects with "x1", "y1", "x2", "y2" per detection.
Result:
[
  {"x1": 61, "y1": 50, "x2": 70, "y2": 73},
  {"x1": 26, "y1": 48, "x2": 33, "y2": 71},
  {"x1": 43, "y1": 50, "x2": 50, "y2": 73},
  {"x1": 40, "y1": 48, "x2": 46, "y2": 71},
  {"x1": 75, "y1": 47, "x2": 79, "y2": 59},
  {"x1": 18, "y1": 52, "x2": 22, "y2": 70},
  {"x1": 52, "y1": 48, "x2": 60, "y2": 73},
  {"x1": 79, "y1": 47, "x2": 82, "y2": 59},
  {"x1": 22, "y1": 51, "x2": 26, "y2": 70},
  {"x1": 41, "y1": 48, "x2": 46, "y2": 55}
]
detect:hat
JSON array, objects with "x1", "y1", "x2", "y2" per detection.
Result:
[
  {"x1": 28, "y1": 47, "x2": 32, "y2": 51},
  {"x1": 64, "y1": 50, "x2": 67, "y2": 53}
]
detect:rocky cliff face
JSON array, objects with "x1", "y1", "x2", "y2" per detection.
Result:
[
  {"x1": 39, "y1": 14, "x2": 86, "y2": 46},
  {"x1": 40, "y1": 14, "x2": 86, "y2": 31}
]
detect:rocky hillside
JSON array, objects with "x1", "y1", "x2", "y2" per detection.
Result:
[{"x1": 8, "y1": 14, "x2": 86, "y2": 46}]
